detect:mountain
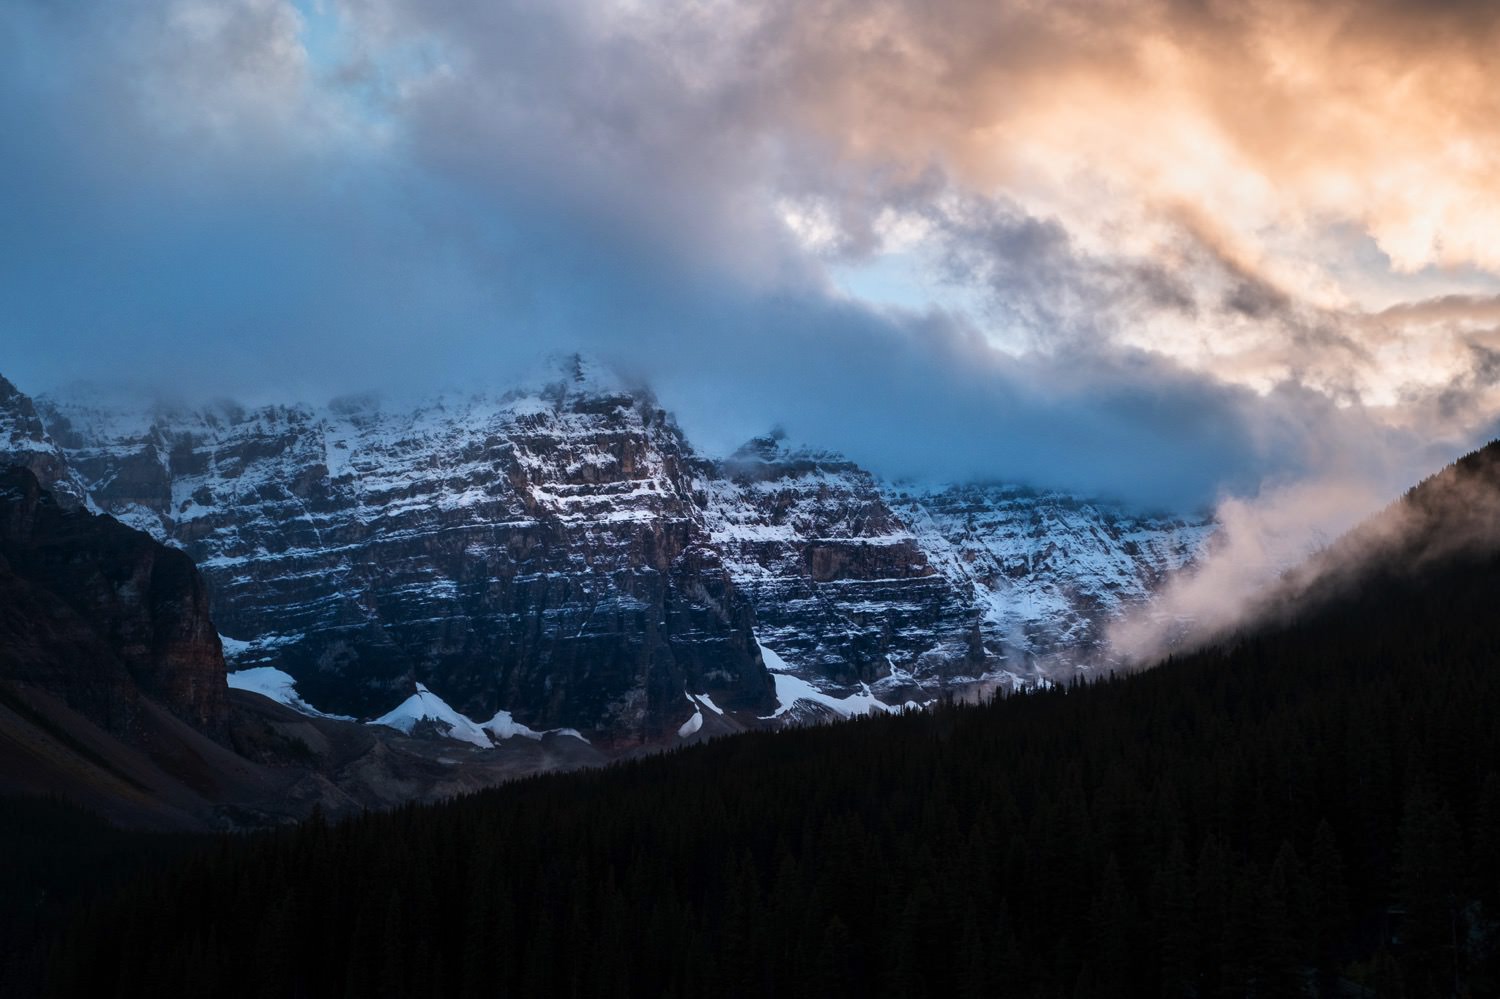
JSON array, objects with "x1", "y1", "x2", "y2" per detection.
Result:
[
  {"x1": 703, "y1": 433, "x2": 989, "y2": 691},
  {"x1": 0, "y1": 463, "x2": 273, "y2": 829},
  {"x1": 32, "y1": 358, "x2": 775, "y2": 742},
  {"x1": 0, "y1": 357, "x2": 1211, "y2": 743},
  {"x1": 884, "y1": 481, "x2": 1211, "y2": 660},
  {"x1": 37, "y1": 442, "x2": 1500, "y2": 998},
  {"x1": 708, "y1": 433, "x2": 1210, "y2": 688}
]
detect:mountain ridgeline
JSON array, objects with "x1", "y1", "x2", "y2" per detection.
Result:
[
  {"x1": 28, "y1": 442, "x2": 1500, "y2": 997},
  {"x1": 0, "y1": 359, "x2": 1209, "y2": 743}
]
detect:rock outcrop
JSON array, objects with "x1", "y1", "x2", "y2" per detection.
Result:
[
  {"x1": 0, "y1": 465, "x2": 228, "y2": 735},
  {"x1": 0, "y1": 374, "x2": 90, "y2": 508}
]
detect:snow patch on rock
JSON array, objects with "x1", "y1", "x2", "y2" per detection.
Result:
[
  {"x1": 369, "y1": 683, "x2": 495, "y2": 748},
  {"x1": 478, "y1": 709, "x2": 543, "y2": 742},
  {"x1": 369, "y1": 684, "x2": 593, "y2": 748},
  {"x1": 227, "y1": 666, "x2": 353, "y2": 721},
  {"x1": 692, "y1": 692, "x2": 725, "y2": 716},
  {"x1": 758, "y1": 643, "x2": 894, "y2": 720}
]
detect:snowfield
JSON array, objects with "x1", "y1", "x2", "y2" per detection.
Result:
[
  {"x1": 369, "y1": 683, "x2": 589, "y2": 748},
  {"x1": 226, "y1": 667, "x2": 354, "y2": 721}
]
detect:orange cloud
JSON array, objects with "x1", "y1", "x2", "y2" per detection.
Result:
[{"x1": 657, "y1": 0, "x2": 1500, "y2": 412}]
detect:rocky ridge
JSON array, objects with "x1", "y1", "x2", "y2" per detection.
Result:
[
  {"x1": 0, "y1": 375, "x2": 91, "y2": 509},
  {"x1": 703, "y1": 433, "x2": 988, "y2": 695},
  {"x1": 31, "y1": 359, "x2": 774, "y2": 742}
]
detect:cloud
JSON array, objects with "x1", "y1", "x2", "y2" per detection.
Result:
[
  {"x1": 1, "y1": 0, "x2": 1498, "y2": 524},
  {"x1": 1108, "y1": 474, "x2": 1396, "y2": 665},
  {"x1": 1108, "y1": 426, "x2": 1500, "y2": 665}
]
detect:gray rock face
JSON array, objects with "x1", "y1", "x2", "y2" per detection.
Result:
[
  {"x1": 883, "y1": 483, "x2": 1213, "y2": 668},
  {"x1": 702, "y1": 434, "x2": 988, "y2": 689},
  {"x1": 0, "y1": 375, "x2": 91, "y2": 509},
  {"x1": 701, "y1": 433, "x2": 1212, "y2": 691},
  {"x1": 34, "y1": 361, "x2": 775, "y2": 741},
  {"x1": 5, "y1": 357, "x2": 1215, "y2": 741}
]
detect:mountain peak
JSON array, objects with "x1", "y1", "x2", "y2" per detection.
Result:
[
  {"x1": 526, "y1": 352, "x2": 645, "y2": 403},
  {"x1": 727, "y1": 428, "x2": 853, "y2": 470}
]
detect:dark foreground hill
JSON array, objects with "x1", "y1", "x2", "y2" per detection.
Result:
[{"x1": 18, "y1": 445, "x2": 1500, "y2": 997}]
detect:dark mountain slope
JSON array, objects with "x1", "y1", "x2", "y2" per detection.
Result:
[
  {"x1": 0, "y1": 464, "x2": 228, "y2": 735},
  {"x1": 37, "y1": 444, "x2": 1500, "y2": 996},
  {"x1": 1242, "y1": 437, "x2": 1500, "y2": 638}
]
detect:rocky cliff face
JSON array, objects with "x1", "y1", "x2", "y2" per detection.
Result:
[
  {"x1": 5, "y1": 358, "x2": 1215, "y2": 740},
  {"x1": 0, "y1": 375, "x2": 91, "y2": 509},
  {"x1": 0, "y1": 466, "x2": 228, "y2": 735},
  {"x1": 700, "y1": 433, "x2": 1211, "y2": 692},
  {"x1": 884, "y1": 482, "x2": 1213, "y2": 667},
  {"x1": 34, "y1": 360, "x2": 775, "y2": 741},
  {"x1": 702, "y1": 434, "x2": 988, "y2": 691}
]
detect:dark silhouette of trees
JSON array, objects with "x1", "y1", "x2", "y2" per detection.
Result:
[{"x1": 15, "y1": 445, "x2": 1500, "y2": 997}]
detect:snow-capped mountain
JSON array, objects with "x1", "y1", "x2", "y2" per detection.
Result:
[
  {"x1": 885, "y1": 482, "x2": 1213, "y2": 663},
  {"x1": 0, "y1": 375, "x2": 92, "y2": 510},
  {"x1": 2, "y1": 356, "x2": 1214, "y2": 742},
  {"x1": 705, "y1": 432, "x2": 1212, "y2": 693},
  {"x1": 703, "y1": 432, "x2": 987, "y2": 694},
  {"x1": 29, "y1": 357, "x2": 772, "y2": 742}
]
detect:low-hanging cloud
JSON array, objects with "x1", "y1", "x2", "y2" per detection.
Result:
[
  {"x1": 1108, "y1": 432, "x2": 1500, "y2": 665},
  {"x1": 1106, "y1": 475, "x2": 1397, "y2": 665}
]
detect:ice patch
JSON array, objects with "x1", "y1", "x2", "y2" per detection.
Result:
[
  {"x1": 370, "y1": 685, "x2": 592, "y2": 746},
  {"x1": 762, "y1": 673, "x2": 893, "y2": 719},
  {"x1": 757, "y1": 642, "x2": 894, "y2": 719},
  {"x1": 478, "y1": 709, "x2": 543, "y2": 742},
  {"x1": 220, "y1": 635, "x2": 253, "y2": 656},
  {"x1": 226, "y1": 667, "x2": 353, "y2": 720},
  {"x1": 219, "y1": 632, "x2": 306, "y2": 662},
  {"x1": 369, "y1": 683, "x2": 493, "y2": 748},
  {"x1": 678, "y1": 709, "x2": 704, "y2": 738},
  {"x1": 758, "y1": 643, "x2": 794, "y2": 673}
]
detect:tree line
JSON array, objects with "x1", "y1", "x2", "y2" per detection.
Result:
[{"x1": 20, "y1": 449, "x2": 1500, "y2": 997}]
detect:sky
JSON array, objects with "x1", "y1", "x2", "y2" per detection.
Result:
[{"x1": 4, "y1": 0, "x2": 1500, "y2": 514}]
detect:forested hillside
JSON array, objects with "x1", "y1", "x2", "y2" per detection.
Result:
[{"x1": 26, "y1": 446, "x2": 1500, "y2": 997}]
